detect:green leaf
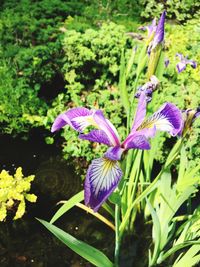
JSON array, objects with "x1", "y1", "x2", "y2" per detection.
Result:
[
  {"x1": 172, "y1": 243, "x2": 200, "y2": 267},
  {"x1": 119, "y1": 49, "x2": 130, "y2": 114},
  {"x1": 37, "y1": 219, "x2": 114, "y2": 267},
  {"x1": 109, "y1": 191, "x2": 121, "y2": 205},
  {"x1": 146, "y1": 199, "x2": 161, "y2": 266},
  {"x1": 155, "y1": 50, "x2": 165, "y2": 80},
  {"x1": 50, "y1": 190, "x2": 84, "y2": 224}
]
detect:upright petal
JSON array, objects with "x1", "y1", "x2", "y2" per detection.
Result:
[
  {"x1": 93, "y1": 110, "x2": 120, "y2": 146},
  {"x1": 132, "y1": 92, "x2": 147, "y2": 130},
  {"x1": 84, "y1": 158, "x2": 123, "y2": 212},
  {"x1": 51, "y1": 107, "x2": 94, "y2": 132},
  {"x1": 138, "y1": 103, "x2": 183, "y2": 136},
  {"x1": 79, "y1": 130, "x2": 111, "y2": 146},
  {"x1": 151, "y1": 11, "x2": 166, "y2": 50}
]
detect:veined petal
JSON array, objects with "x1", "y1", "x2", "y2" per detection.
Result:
[
  {"x1": 122, "y1": 133, "x2": 151, "y2": 150},
  {"x1": 132, "y1": 92, "x2": 147, "y2": 130},
  {"x1": 93, "y1": 110, "x2": 120, "y2": 146},
  {"x1": 84, "y1": 158, "x2": 123, "y2": 212},
  {"x1": 79, "y1": 130, "x2": 111, "y2": 146},
  {"x1": 138, "y1": 103, "x2": 183, "y2": 136},
  {"x1": 104, "y1": 146, "x2": 124, "y2": 161},
  {"x1": 51, "y1": 107, "x2": 94, "y2": 132}
]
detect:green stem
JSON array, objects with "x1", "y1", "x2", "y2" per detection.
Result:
[{"x1": 114, "y1": 204, "x2": 121, "y2": 267}]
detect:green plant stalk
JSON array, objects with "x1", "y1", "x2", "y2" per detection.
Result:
[
  {"x1": 114, "y1": 204, "x2": 121, "y2": 267},
  {"x1": 157, "y1": 241, "x2": 200, "y2": 264},
  {"x1": 119, "y1": 138, "x2": 184, "y2": 237}
]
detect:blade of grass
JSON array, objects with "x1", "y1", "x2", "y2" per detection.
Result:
[
  {"x1": 37, "y1": 219, "x2": 114, "y2": 267},
  {"x1": 50, "y1": 190, "x2": 84, "y2": 224}
]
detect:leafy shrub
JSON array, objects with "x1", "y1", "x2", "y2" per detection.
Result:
[
  {"x1": 0, "y1": 60, "x2": 47, "y2": 134},
  {"x1": 140, "y1": 0, "x2": 200, "y2": 21}
]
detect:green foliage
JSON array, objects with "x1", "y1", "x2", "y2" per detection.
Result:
[
  {"x1": 38, "y1": 218, "x2": 114, "y2": 267},
  {"x1": 46, "y1": 23, "x2": 137, "y2": 171},
  {"x1": 148, "y1": 19, "x2": 200, "y2": 167},
  {"x1": 140, "y1": 0, "x2": 200, "y2": 21},
  {"x1": 0, "y1": 167, "x2": 37, "y2": 221},
  {"x1": 0, "y1": 60, "x2": 47, "y2": 134}
]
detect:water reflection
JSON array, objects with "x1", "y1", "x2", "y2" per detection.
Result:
[{"x1": 0, "y1": 130, "x2": 114, "y2": 267}]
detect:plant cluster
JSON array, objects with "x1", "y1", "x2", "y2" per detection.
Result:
[
  {"x1": 46, "y1": 18, "x2": 200, "y2": 174},
  {"x1": 40, "y1": 12, "x2": 200, "y2": 267},
  {"x1": 0, "y1": 167, "x2": 37, "y2": 221}
]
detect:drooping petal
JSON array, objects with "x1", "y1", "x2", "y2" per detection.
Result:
[
  {"x1": 104, "y1": 146, "x2": 124, "y2": 161},
  {"x1": 122, "y1": 133, "x2": 151, "y2": 150},
  {"x1": 132, "y1": 92, "x2": 147, "y2": 130},
  {"x1": 51, "y1": 107, "x2": 94, "y2": 133},
  {"x1": 138, "y1": 103, "x2": 183, "y2": 136},
  {"x1": 185, "y1": 59, "x2": 197, "y2": 69},
  {"x1": 93, "y1": 110, "x2": 120, "y2": 146},
  {"x1": 51, "y1": 112, "x2": 71, "y2": 132},
  {"x1": 84, "y1": 158, "x2": 123, "y2": 212},
  {"x1": 79, "y1": 130, "x2": 111, "y2": 146},
  {"x1": 176, "y1": 61, "x2": 186, "y2": 73}
]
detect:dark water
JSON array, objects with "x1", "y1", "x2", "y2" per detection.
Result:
[{"x1": 0, "y1": 129, "x2": 114, "y2": 267}]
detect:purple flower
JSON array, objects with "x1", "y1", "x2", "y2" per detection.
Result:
[
  {"x1": 139, "y1": 18, "x2": 157, "y2": 39},
  {"x1": 135, "y1": 75, "x2": 159, "y2": 102},
  {"x1": 151, "y1": 11, "x2": 166, "y2": 50},
  {"x1": 142, "y1": 11, "x2": 166, "y2": 55},
  {"x1": 176, "y1": 53, "x2": 197, "y2": 73},
  {"x1": 51, "y1": 94, "x2": 182, "y2": 211}
]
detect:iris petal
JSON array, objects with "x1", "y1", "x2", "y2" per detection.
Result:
[
  {"x1": 138, "y1": 102, "x2": 183, "y2": 136},
  {"x1": 79, "y1": 130, "x2": 111, "y2": 146},
  {"x1": 104, "y1": 146, "x2": 124, "y2": 161},
  {"x1": 176, "y1": 62, "x2": 186, "y2": 73},
  {"x1": 122, "y1": 133, "x2": 151, "y2": 150},
  {"x1": 84, "y1": 158, "x2": 123, "y2": 212},
  {"x1": 93, "y1": 110, "x2": 120, "y2": 146},
  {"x1": 51, "y1": 107, "x2": 94, "y2": 132},
  {"x1": 132, "y1": 92, "x2": 147, "y2": 131}
]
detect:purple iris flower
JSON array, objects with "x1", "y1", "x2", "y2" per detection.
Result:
[
  {"x1": 135, "y1": 75, "x2": 159, "y2": 102},
  {"x1": 139, "y1": 18, "x2": 157, "y2": 39},
  {"x1": 51, "y1": 93, "x2": 182, "y2": 211},
  {"x1": 143, "y1": 11, "x2": 166, "y2": 55},
  {"x1": 176, "y1": 53, "x2": 197, "y2": 73}
]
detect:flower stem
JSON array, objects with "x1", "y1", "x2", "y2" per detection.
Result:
[{"x1": 114, "y1": 204, "x2": 121, "y2": 267}]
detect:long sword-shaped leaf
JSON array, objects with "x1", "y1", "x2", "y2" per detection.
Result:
[
  {"x1": 38, "y1": 219, "x2": 114, "y2": 267},
  {"x1": 119, "y1": 49, "x2": 130, "y2": 114},
  {"x1": 50, "y1": 190, "x2": 84, "y2": 224}
]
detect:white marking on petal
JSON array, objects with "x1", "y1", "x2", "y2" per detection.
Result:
[{"x1": 90, "y1": 158, "x2": 122, "y2": 197}]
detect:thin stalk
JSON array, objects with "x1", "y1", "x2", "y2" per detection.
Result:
[{"x1": 114, "y1": 204, "x2": 121, "y2": 267}]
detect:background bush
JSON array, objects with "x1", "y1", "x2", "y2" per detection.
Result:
[{"x1": 1, "y1": 0, "x2": 200, "y2": 173}]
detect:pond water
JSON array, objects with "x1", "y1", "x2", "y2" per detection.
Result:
[{"x1": 0, "y1": 129, "x2": 114, "y2": 267}]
